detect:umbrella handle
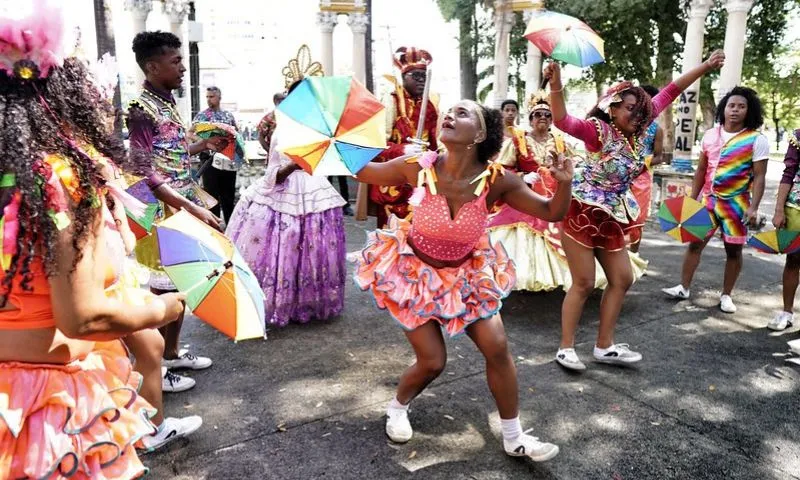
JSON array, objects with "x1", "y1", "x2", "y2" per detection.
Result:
[{"x1": 540, "y1": 76, "x2": 549, "y2": 90}]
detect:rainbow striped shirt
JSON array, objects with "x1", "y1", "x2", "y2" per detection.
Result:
[{"x1": 711, "y1": 130, "x2": 759, "y2": 198}]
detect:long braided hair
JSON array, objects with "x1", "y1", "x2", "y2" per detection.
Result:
[{"x1": 0, "y1": 57, "x2": 125, "y2": 304}]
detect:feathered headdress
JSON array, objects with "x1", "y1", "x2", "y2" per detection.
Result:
[
  {"x1": 597, "y1": 81, "x2": 634, "y2": 112},
  {"x1": 527, "y1": 90, "x2": 550, "y2": 112},
  {"x1": 282, "y1": 45, "x2": 324, "y2": 89},
  {"x1": 88, "y1": 52, "x2": 119, "y2": 101},
  {"x1": 0, "y1": 0, "x2": 65, "y2": 80}
]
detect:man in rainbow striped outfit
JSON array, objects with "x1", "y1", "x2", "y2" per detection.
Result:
[{"x1": 663, "y1": 87, "x2": 769, "y2": 314}]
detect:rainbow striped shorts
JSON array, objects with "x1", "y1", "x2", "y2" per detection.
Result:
[{"x1": 703, "y1": 193, "x2": 750, "y2": 245}]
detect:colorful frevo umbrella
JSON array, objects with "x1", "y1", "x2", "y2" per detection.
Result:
[
  {"x1": 276, "y1": 76, "x2": 386, "y2": 176},
  {"x1": 524, "y1": 10, "x2": 605, "y2": 68},
  {"x1": 194, "y1": 121, "x2": 247, "y2": 167},
  {"x1": 747, "y1": 229, "x2": 800, "y2": 255},
  {"x1": 658, "y1": 196, "x2": 714, "y2": 243},
  {"x1": 155, "y1": 210, "x2": 266, "y2": 342},
  {"x1": 124, "y1": 176, "x2": 160, "y2": 240}
]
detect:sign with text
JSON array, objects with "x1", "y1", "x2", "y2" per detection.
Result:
[{"x1": 674, "y1": 90, "x2": 698, "y2": 158}]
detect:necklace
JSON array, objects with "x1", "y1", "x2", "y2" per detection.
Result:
[{"x1": 610, "y1": 122, "x2": 639, "y2": 159}]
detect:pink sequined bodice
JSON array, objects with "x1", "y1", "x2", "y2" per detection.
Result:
[{"x1": 409, "y1": 188, "x2": 490, "y2": 262}]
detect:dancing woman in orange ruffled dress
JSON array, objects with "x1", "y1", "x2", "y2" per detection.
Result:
[
  {"x1": 0, "y1": 4, "x2": 187, "y2": 478},
  {"x1": 352, "y1": 100, "x2": 572, "y2": 462}
]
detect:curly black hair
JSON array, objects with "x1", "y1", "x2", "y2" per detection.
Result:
[
  {"x1": 132, "y1": 31, "x2": 182, "y2": 70},
  {"x1": 640, "y1": 85, "x2": 659, "y2": 98},
  {"x1": 500, "y1": 99, "x2": 519, "y2": 111},
  {"x1": 476, "y1": 105, "x2": 503, "y2": 163},
  {"x1": 0, "y1": 58, "x2": 121, "y2": 304},
  {"x1": 715, "y1": 86, "x2": 764, "y2": 130},
  {"x1": 587, "y1": 86, "x2": 654, "y2": 137}
]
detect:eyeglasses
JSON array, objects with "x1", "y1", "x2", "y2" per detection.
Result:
[
  {"x1": 404, "y1": 71, "x2": 427, "y2": 82},
  {"x1": 532, "y1": 111, "x2": 552, "y2": 119}
]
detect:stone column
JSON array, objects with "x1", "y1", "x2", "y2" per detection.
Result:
[
  {"x1": 163, "y1": 0, "x2": 191, "y2": 122},
  {"x1": 123, "y1": 0, "x2": 152, "y2": 86},
  {"x1": 348, "y1": 13, "x2": 370, "y2": 83},
  {"x1": 492, "y1": 2, "x2": 513, "y2": 107},
  {"x1": 316, "y1": 12, "x2": 338, "y2": 76},
  {"x1": 672, "y1": 0, "x2": 713, "y2": 170},
  {"x1": 523, "y1": 9, "x2": 542, "y2": 101},
  {"x1": 717, "y1": 0, "x2": 754, "y2": 98}
]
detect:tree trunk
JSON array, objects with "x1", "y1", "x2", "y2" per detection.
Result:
[
  {"x1": 773, "y1": 90, "x2": 780, "y2": 149},
  {"x1": 93, "y1": 0, "x2": 122, "y2": 137},
  {"x1": 459, "y1": 9, "x2": 478, "y2": 100},
  {"x1": 654, "y1": 18, "x2": 677, "y2": 160}
]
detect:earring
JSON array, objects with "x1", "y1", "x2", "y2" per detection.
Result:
[{"x1": 467, "y1": 143, "x2": 475, "y2": 150}]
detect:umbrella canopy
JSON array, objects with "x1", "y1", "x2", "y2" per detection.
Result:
[
  {"x1": 276, "y1": 76, "x2": 386, "y2": 176},
  {"x1": 124, "y1": 177, "x2": 159, "y2": 240},
  {"x1": 194, "y1": 121, "x2": 246, "y2": 166},
  {"x1": 658, "y1": 196, "x2": 714, "y2": 243},
  {"x1": 747, "y1": 229, "x2": 800, "y2": 255},
  {"x1": 155, "y1": 210, "x2": 266, "y2": 341},
  {"x1": 524, "y1": 10, "x2": 604, "y2": 68}
]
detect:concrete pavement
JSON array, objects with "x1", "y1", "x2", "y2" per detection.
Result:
[{"x1": 147, "y1": 160, "x2": 800, "y2": 479}]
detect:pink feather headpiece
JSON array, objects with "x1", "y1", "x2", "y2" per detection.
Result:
[{"x1": 0, "y1": 0, "x2": 65, "y2": 80}]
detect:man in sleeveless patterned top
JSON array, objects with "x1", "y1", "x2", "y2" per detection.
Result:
[{"x1": 663, "y1": 87, "x2": 769, "y2": 314}]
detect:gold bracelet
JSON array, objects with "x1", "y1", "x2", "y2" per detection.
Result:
[{"x1": 550, "y1": 85, "x2": 564, "y2": 93}]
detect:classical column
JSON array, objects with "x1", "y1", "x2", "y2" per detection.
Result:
[
  {"x1": 523, "y1": 9, "x2": 542, "y2": 101},
  {"x1": 348, "y1": 12, "x2": 370, "y2": 83},
  {"x1": 492, "y1": 2, "x2": 513, "y2": 107},
  {"x1": 672, "y1": 0, "x2": 713, "y2": 169},
  {"x1": 163, "y1": 0, "x2": 191, "y2": 122},
  {"x1": 717, "y1": 0, "x2": 754, "y2": 98},
  {"x1": 123, "y1": 0, "x2": 152, "y2": 85},
  {"x1": 316, "y1": 12, "x2": 337, "y2": 76}
]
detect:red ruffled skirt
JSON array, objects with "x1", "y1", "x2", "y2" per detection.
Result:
[
  {"x1": 562, "y1": 199, "x2": 643, "y2": 251},
  {"x1": 354, "y1": 217, "x2": 515, "y2": 337},
  {"x1": 0, "y1": 341, "x2": 157, "y2": 479}
]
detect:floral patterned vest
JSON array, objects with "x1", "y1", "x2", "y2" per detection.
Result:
[
  {"x1": 571, "y1": 118, "x2": 645, "y2": 223},
  {"x1": 787, "y1": 130, "x2": 800, "y2": 207},
  {"x1": 128, "y1": 89, "x2": 195, "y2": 197}
]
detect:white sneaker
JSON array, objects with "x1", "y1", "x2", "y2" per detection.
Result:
[
  {"x1": 162, "y1": 352, "x2": 213, "y2": 370},
  {"x1": 385, "y1": 408, "x2": 413, "y2": 443},
  {"x1": 719, "y1": 294, "x2": 737, "y2": 313},
  {"x1": 555, "y1": 348, "x2": 586, "y2": 371},
  {"x1": 504, "y1": 432, "x2": 560, "y2": 462},
  {"x1": 768, "y1": 311, "x2": 793, "y2": 331},
  {"x1": 162, "y1": 369, "x2": 196, "y2": 393},
  {"x1": 139, "y1": 416, "x2": 203, "y2": 453},
  {"x1": 593, "y1": 344, "x2": 642, "y2": 365},
  {"x1": 662, "y1": 284, "x2": 690, "y2": 299}
]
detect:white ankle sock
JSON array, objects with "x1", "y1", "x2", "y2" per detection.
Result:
[
  {"x1": 500, "y1": 417, "x2": 523, "y2": 441},
  {"x1": 387, "y1": 396, "x2": 409, "y2": 412}
]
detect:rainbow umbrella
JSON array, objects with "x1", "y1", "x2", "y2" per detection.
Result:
[
  {"x1": 155, "y1": 210, "x2": 265, "y2": 342},
  {"x1": 524, "y1": 10, "x2": 605, "y2": 68},
  {"x1": 747, "y1": 229, "x2": 800, "y2": 255},
  {"x1": 124, "y1": 177, "x2": 159, "y2": 240},
  {"x1": 658, "y1": 196, "x2": 714, "y2": 243},
  {"x1": 194, "y1": 121, "x2": 246, "y2": 167},
  {"x1": 276, "y1": 76, "x2": 386, "y2": 176}
]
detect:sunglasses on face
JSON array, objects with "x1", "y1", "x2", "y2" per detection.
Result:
[
  {"x1": 532, "y1": 111, "x2": 552, "y2": 119},
  {"x1": 405, "y1": 71, "x2": 427, "y2": 82}
]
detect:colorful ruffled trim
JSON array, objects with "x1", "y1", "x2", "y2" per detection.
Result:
[
  {"x1": 354, "y1": 216, "x2": 515, "y2": 337},
  {"x1": 0, "y1": 341, "x2": 157, "y2": 479}
]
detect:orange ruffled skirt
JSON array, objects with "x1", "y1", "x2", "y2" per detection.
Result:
[
  {"x1": 354, "y1": 217, "x2": 515, "y2": 337},
  {"x1": 0, "y1": 340, "x2": 157, "y2": 479}
]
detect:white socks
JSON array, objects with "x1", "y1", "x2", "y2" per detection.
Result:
[
  {"x1": 500, "y1": 416, "x2": 523, "y2": 441},
  {"x1": 387, "y1": 396, "x2": 409, "y2": 412}
]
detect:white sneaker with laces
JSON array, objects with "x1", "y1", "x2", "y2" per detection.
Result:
[
  {"x1": 162, "y1": 369, "x2": 196, "y2": 393},
  {"x1": 768, "y1": 311, "x2": 794, "y2": 331},
  {"x1": 504, "y1": 431, "x2": 560, "y2": 462},
  {"x1": 593, "y1": 343, "x2": 642, "y2": 365},
  {"x1": 139, "y1": 416, "x2": 203, "y2": 453},
  {"x1": 385, "y1": 408, "x2": 413, "y2": 443},
  {"x1": 555, "y1": 348, "x2": 586, "y2": 371},
  {"x1": 162, "y1": 352, "x2": 213, "y2": 370},
  {"x1": 662, "y1": 284, "x2": 690, "y2": 299},
  {"x1": 719, "y1": 294, "x2": 737, "y2": 313}
]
